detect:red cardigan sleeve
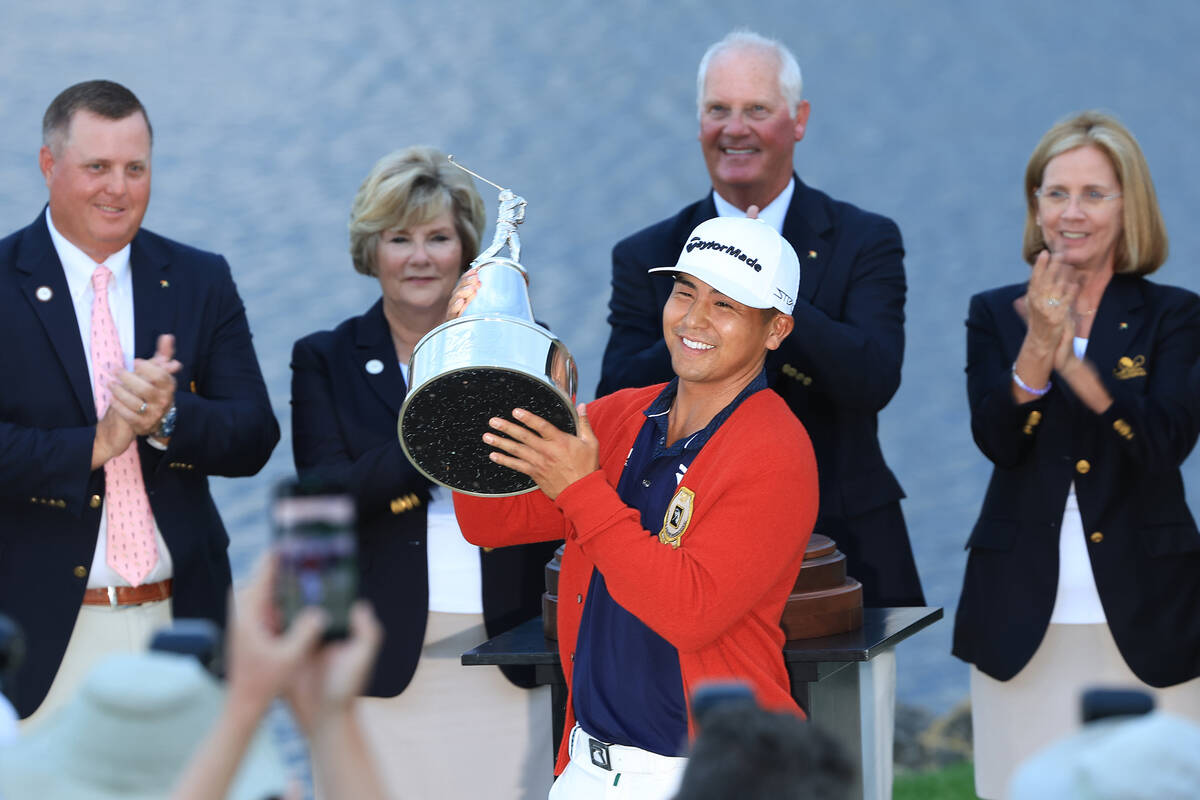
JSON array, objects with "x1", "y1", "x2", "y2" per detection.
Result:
[{"x1": 453, "y1": 485, "x2": 564, "y2": 546}]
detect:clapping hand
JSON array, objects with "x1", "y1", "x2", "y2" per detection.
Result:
[{"x1": 1017, "y1": 249, "x2": 1080, "y2": 361}]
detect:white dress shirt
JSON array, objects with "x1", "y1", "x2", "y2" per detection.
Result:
[
  {"x1": 713, "y1": 177, "x2": 795, "y2": 234},
  {"x1": 46, "y1": 208, "x2": 173, "y2": 588},
  {"x1": 397, "y1": 362, "x2": 482, "y2": 613},
  {"x1": 1049, "y1": 336, "x2": 1106, "y2": 623}
]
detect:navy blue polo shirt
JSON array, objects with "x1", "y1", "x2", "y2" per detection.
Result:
[{"x1": 571, "y1": 370, "x2": 768, "y2": 756}]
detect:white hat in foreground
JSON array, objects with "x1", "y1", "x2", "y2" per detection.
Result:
[
  {"x1": 649, "y1": 216, "x2": 800, "y2": 314},
  {"x1": 0, "y1": 651, "x2": 288, "y2": 800},
  {"x1": 1008, "y1": 711, "x2": 1200, "y2": 799}
]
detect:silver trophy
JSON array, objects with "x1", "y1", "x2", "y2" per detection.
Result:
[{"x1": 397, "y1": 158, "x2": 579, "y2": 496}]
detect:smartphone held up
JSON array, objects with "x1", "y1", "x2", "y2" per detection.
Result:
[{"x1": 271, "y1": 478, "x2": 358, "y2": 641}]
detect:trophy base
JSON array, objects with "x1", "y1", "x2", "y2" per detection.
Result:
[{"x1": 400, "y1": 366, "x2": 577, "y2": 496}]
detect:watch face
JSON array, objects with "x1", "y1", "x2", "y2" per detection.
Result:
[{"x1": 157, "y1": 406, "x2": 177, "y2": 438}]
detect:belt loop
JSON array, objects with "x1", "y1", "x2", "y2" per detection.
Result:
[{"x1": 107, "y1": 586, "x2": 118, "y2": 608}]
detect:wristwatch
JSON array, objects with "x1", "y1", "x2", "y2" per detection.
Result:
[{"x1": 153, "y1": 404, "x2": 177, "y2": 440}]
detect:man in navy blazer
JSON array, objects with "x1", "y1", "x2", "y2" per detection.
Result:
[
  {"x1": 598, "y1": 30, "x2": 923, "y2": 608},
  {"x1": 0, "y1": 81, "x2": 279, "y2": 720}
]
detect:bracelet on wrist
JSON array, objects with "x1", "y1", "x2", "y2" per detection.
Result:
[{"x1": 1012, "y1": 363, "x2": 1051, "y2": 396}]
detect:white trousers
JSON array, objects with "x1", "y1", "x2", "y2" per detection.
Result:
[{"x1": 547, "y1": 725, "x2": 687, "y2": 800}]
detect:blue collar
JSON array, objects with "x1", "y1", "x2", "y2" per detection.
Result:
[{"x1": 642, "y1": 368, "x2": 768, "y2": 456}]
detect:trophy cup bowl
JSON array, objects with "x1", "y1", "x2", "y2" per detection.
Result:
[{"x1": 398, "y1": 255, "x2": 579, "y2": 496}]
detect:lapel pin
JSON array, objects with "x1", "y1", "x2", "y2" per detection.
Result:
[
  {"x1": 160, "y1": 279, "x2": 169, "y2": 288},
  {"x1": 365, "y1": 359, "x2": 384, "y2": 375},
  {"x1": 35, "y1": 286, "x2": 53, "y2": 302},
  {"x1": 807, "y1": 250, "x2": 818, "y2": 259},
  {"x1": 1119, "y1": 322, "x2": 1128, "y2": 330}
]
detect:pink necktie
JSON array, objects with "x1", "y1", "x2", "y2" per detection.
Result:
[{"x1": 91, "y1": 265, "x2": 157, "y2": 586}]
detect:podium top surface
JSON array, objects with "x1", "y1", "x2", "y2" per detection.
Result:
[{"x1": 462, "y1": 607, "x2": 942, "y2": 667}]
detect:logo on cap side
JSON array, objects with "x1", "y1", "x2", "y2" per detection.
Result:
[{"x1": 684, "y1": 236, "x2": 762, "y2": 272}]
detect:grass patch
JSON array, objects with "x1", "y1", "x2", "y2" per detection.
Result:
[{"x1": 894, "y1": 762, "x2": 976, "y2": 800}]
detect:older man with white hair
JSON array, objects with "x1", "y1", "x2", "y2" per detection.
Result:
[{"x1": 598, "y1": 29, "x2": 924, "y2": 611}]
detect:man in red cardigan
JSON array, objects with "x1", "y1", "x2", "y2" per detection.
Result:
[{"x1": 454, "y1": 217, "x2": 818, "y2": 799}]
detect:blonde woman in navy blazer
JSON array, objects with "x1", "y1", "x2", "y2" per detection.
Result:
[
  {"x1": 291, "y1": 147, "x2": 556, "y2": 799},
  {"x1": 953, "y1": 111, "x2": 1200, "y2": 799}
]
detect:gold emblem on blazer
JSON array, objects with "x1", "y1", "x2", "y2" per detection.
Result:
[
  {"x1": 1113, "y1": 355, "x2": 1147, "y2": 380},
  {"x1": 659, "y1": 487, "x2": 695, "y2": 549}
]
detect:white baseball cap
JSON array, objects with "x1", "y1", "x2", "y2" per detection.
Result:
[{"x1": 649, "y1": 217, "x2": 800, "y2": 314}]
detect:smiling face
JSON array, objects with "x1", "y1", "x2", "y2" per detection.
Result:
[
  {"x1": 663, "y1": 273, "x2": 792, "y2": 393},
  {"x1": 1036, "y1": 145, "x2": 1124, "y2": 275},
  {"x1": 698, "y1": 46, "x2": 808, "y2": 210},
  {"x1": 374, "y1": 210, "x2": 464, "y2": 320},
  {"x1": 39, "y1": 110, "x2": 151, "y2": 262}
]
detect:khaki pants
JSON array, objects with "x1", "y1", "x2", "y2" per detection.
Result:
[
  {"x1": 971, "y1": 623, "x2": 1200, "y2": 800},
  {"x1": 354, "y1": 611, "x2": 553, "y2": 800},
  {"x1": 21, "y1": 598, "x2": 172, "y2": 730}
]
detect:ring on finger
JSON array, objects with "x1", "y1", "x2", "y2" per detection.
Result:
[
  {"x1": 1046, "y1": 297, "x2": 1061, "y2": 307},
  {"x1": 138, "y1": 401, "x2": 148, "y2": 414}
]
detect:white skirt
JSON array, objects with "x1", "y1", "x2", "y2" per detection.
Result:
[
  {"x1": 970, "y1": 623, "x2": 1200, "y2": 800},
  {"x1": 354, "y1": 611, "x2": 553, "y2": 800}
]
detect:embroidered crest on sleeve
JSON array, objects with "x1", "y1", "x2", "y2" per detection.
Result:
[{"x1": 659, "y1": 487, "x2": 695, "y2": 549}]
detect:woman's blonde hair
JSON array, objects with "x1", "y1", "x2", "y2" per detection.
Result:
[
  {"x1": 349, "y1": 145, "x2": 486, "y2": 276},
  {"x1": 1023, "y1": 110, "x2": 1167, "y2": 275}
]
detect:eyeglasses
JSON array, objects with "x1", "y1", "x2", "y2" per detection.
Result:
[{"x1": 1034, "y1": 188, "x2": 1123, "y2": 209}]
